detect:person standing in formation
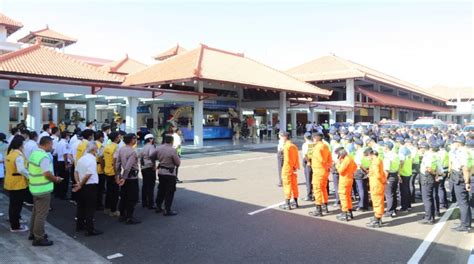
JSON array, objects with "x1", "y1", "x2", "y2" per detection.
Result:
[
  {"x1": 278, "y1": 131, "x2": 300, "y2": 210},
  {"x1": 140, "y1": 134, "x2": 157, "y2": 209}
]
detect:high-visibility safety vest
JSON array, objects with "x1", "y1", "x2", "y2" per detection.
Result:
[
  {"x1": 399, "y1": 156, "x2": 413, "y2": 177},
  {"x1": 103, "y1": 143, "x2": 118, "y2": 176},
  {"x1": 361, "y1": 149, "x2": 371, "y2": 170},
  {"x1": 28, "y1": 149, "x2": 53, "y2": 196},
  {"x1": 387, "y1": 152, "x2": 400, "y2": 173},
  {"x1": 4, "y1": 150, "x2": 28, "y2": 191},
  {"x1": 75, "y1": 140, "x2": 88, "y2": 166}
]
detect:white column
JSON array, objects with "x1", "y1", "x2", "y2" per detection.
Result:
[
  {"x1": 346, "y1": 78, "x2": 355, "y2": 123},
  {"x1": 86, "y1": 99, "x2": 96, "y2": 122},
  {"x1": 329, "y1": 110, "x2": 336, "y2": 125},
  {"x1": 373, "y1": 106, "x2": 381, "y2": 123},
  {"x1": 0, "y1": 91, "x2": 9, "y2": 133},
  {"x1": 291, "y1": 110, "x2": 297, "y2": 138},
  {"x1": 193, "y1": 81, "x2": 204, "y2": 147},
  {"x1": 307, "y1": 109, "x2": 314, "y2": 123},
  {"x1": 27, "y1": 91, "x2": 42, "y2": 132},
  {"x1": 125, "y1": 97, "x2": 138, "y2": 133},
  {"x1": 279, "y1": 92, "x2": 287, "y2": 132},
  {"x1": 57, "y1": 102, "x2": 66, "y2": 122},
  {"x1": 52, "y1": 106, "x2": 58, "y2": 123}
]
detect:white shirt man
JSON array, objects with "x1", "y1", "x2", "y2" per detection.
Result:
[
  {"x1": 69, "y1": 138, "x2": 82, "y2": 162},
  {"x1": 56, "y1": 138, "x2": 69, "y2": 162},
  {"x1": 75, "y1": 152, "x2": 99, "y2": 185},
  {"x1": 305, "y1": 123, "x2": 312, "y2": 132},
  {"x1": 24, "y1": 139, "x2": 38, "y2": 159},
  {"x1": 172, "y1": 132, "x2": 182, "y2": 149}
]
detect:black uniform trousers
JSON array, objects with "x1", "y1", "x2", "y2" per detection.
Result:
[
  {"x1": 385, "y1": 173, "x2": 399, "y2": 213},
  {"x1": 355, "y1": 176, "x2": 369, "y2": 209},
  {"x1": 156, "y1": 174, "x2": 177, "y2": 211},
  {"x1": 303, "y1": 159, "x2": 313, "y2": 198},
  {"x1": 141, "y1": 167, "x2": 156, "y2": 208},
  {"x1": 451, "y1": 172, "x2": 472, "y2": 228},
  {"x1": 55, "y1": 161, "x2": 69, "y2": 199},
  {"x1": 400, "y1": 175, "x2": 412, "y2": 210},
  {"x1": 70, "y1": 165, "x2": 78, "y2": 202},
  {"x1": 119, "y1": 179, "x2": 139, "y2": 219},
  {"x1": 76, "y1": 184, "x2": 97, "y2": 232},
  {"x1": 96, "y1": 173, "x2": 105, "y2": 208},
  {"x1": 420, "y1": 173, "x2": 435, "y2": 221},
  {"x1": 8, "y1": 188, "x2": 27, "y2": 230},
  {"x1": 437, "y1": 173, "x2": 448, "y2": 208},
  {"x1": 105, "y1": 176, "x2": 119, "y2": 212},
  {"x1": 410, "y1": 163, "x2": 420, "y2": 202}
]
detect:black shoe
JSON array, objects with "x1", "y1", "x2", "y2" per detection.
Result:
[
  {"x1": 323, "y1": 203, "x2": 329, "y2": 214},
  {"x1": 452, "y1": 226, "x2": 471, "y2": 233},
  {"x1": 29, "y1": 233, "x2": 48, "y2": 241},
  {"x1": 348, "y1": 210, "x2": 354, "y2": 220},
  {"x1": 155, "y1": 208, "x2": 164, "y2": 214},
  {"x1": 308, "y1": 205, "x2": 323, "y2": 217},
  {"x1": 418, "y1": 219, "x2": 434, "y2": 225},
  {"x1": 125, "y1": 218, "x2": 142, "y2": 224},
  {"x1": 148, "y1": 206, "x2": 157, "y2": 210},
  {"x1": 163, "y1": 210, "x2": 178, "y2": 216},
  {"x1": 435, "y1": 212, "x2": 441, "y2": 217},
  {"x1": 176, "y1": 179, "x2": 183, "y2": 184},
  {"x1": 366, "y1": 219, "x2": 382, "y2": 228},
  {"x1": 85, "y1": 229, "x2": 103, "y2": 236},
  {"x1": 390, "y1": 211, "x2": 397, "y2": 218},
  {"x1": 291, "y1": 198, "x2": 299, "y2": 209},
  {"x1": 336, "y1": 212, "x2": 347, "y2": 221},
  {"x1": 32, "y1": 238, "x2": 53, "y2": 246}
]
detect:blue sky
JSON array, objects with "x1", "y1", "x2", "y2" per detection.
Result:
[{"x1": 1, "y1": 0, "x2": 472, "y2": 88}]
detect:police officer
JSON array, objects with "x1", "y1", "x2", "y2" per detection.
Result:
[
  {"x1": 301, "y1": 133, "x2": 314, "y2": 201},
  {"x1": 418, "y1": 142, "x2": 441, "y2": 225},
  {"x1": 383, "y1": 141, "x2": 399, "y2": 217},
  {"x1": 449, "y1": 136, "x2": 472, "y2": 232},
  {"x1": 354, "y1": 139, "x2": 370, "y2": 211},
  {"x1": 398, "y1": 138, "x2": 413, "y2": 212}
]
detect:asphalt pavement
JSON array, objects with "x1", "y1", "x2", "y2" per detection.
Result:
[{"x1": 22, "y1": 148, "x2": 473, "y2": 263}]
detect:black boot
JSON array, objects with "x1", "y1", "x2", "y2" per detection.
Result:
[
  {"x1": 337, "y1": 212, "x2": 349, "y2": 221},
  {"x1": 279, "y1": 199, "x2": 291, "y2": 210},
  {"x1": 292, "y1": 198, "x2": 299, "y2": 209},
  {"x1": 323, "y1": 203, "x2": 329, "y2": 214},
  {"x1": 348, "y1": 209, "x2": 354, "y2": 220},
  {"x1": 366, "y1": 217, "x2": 382, "y2": 228},
  {"x1": 309, "y1": 205, "x2": 323, "y2": 217}
]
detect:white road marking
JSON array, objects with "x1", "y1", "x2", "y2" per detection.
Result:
[
  {"x1": 407, "y1": 203, "x2": 457, "y2": 264},
  {"x1": 248, "y1": 202, "x2": 284, "y2": 216},
  {"x1": 180, "y1": 155, "x2": 273, "y2": 169},
  {"x1": 106, "y1": 253, "x2": 124, "y2": 260}
]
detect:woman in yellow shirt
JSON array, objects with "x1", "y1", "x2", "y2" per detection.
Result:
[{"x1": 4, "y1": 135, "x2": 30, "y2": 232}]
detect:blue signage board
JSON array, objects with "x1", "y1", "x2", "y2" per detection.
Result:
[{"x1": 181, "y1": 126, "x2": 233, "y2": 140}]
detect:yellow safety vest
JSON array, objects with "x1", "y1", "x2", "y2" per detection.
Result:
[
  {"x1": 4, "y1": 150, "x2": 28, "y2": 191},
  {"x1": 104, "y1": 143, "x2": 118, "y2": 176},
  {"x1": 96, "y1": 141, "x2": 104, "y2": 174},
  {"x1": 75, "y1": 140, "x2": 88, "y2": 166}
]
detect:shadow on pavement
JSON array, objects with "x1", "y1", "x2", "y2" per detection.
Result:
[
  {"x1": 40, "y1": 187, "x2": 471, "y2": 264},
  {"x1": 184, "y1": 178, "x2": 237, "y2": 183}
]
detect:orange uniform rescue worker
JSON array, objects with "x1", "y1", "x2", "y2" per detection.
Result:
[
  {"x1": 335, "y1": 147, "x2": 357, "y2": 221},
  {"x1": 367, "y1": 148, "x2": 386, "y2": 228},
  {"x1": 278, "y1": 131, "x2": 300, "y2": 210},
  {"x1": 309, "y1": 133, "x2": 332, "y2": 217}
]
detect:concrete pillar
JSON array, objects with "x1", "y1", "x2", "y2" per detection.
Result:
[
  {"x1": 291, "y1": 110, "x2": 297, "y2": 138},
  {"x1": 279, "y1": 92, "x2": 287, "y2": 132},
  {"x1": 373, "y1": 106, "x2": 381, "y2": 123},
  {"x1": 346, "y1": 78, "x2": 355, "y2": 123},
  {"x1": 125, "y1": 97, "x2": 138, "y2": 133},
  {"x1": 57, "y1": 102, "x2": 66, "y2": 122},
  {"x1": 86, "y1": 99, "x2": 96, "y2": 122},
  {"x1": 313, "y1": 111, "x2": 319, "y2": 124},
  {"x1": 27, "y1": 91, "x2": 42, "y2": 132},
  {"x1": 307, "y1": 109, "x2": 314, "y2": 123},
  {"x1": 329, "y1": 110, "x2": 336, "y2": 125},
  {"x1": 0, "y1": 91, "x2": 9, "y2": 133},
  {"x1": 52, "y1": 107, "x2": 58, "y2": 123},
  {"x1": 193, "y1": 81, "x2": 204, "y2": 147}
]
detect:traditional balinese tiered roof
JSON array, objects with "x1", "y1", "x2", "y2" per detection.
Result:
[
  {"x1": 426, "y1": 85, "x2": 473, "y2": 101},
  {"x1": 67, "y1": 54, "x2": 114, "y2": 67},
  {"x1": 125, "y1": 44, "x2": 331, "y2": 97},
  {"x1": 287, "y1": 54, "x2": 446, "y2": 102},
  {"x1": 100, "y1": 54, "x2": 148, "y2": 75},
  {"x1": 0, "y1": 43, "x2": 122, "y2": 83},
  {"x1": 18, "y1": 26, "x2": 77, "y2": 48},
  {"x1": 0, "y1": 13, "x2": 23, "y2": 36},
  {"x1": 152, "y1": 44, "x2": 187, "y2": 61}
]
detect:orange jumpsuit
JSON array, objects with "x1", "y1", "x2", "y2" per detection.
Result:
[
  {"x1": 282, "y1": 141, "x2": 300, "y2": 200},
  {"x1": 311, "y1": 141, "x2": 332, "y2": 205},
  {"x1": 336, "y1": 155, "x2": 357, "y2": 212},
  {"x1": 368, "y1": 156, "x2": 386, "y2": 218}
]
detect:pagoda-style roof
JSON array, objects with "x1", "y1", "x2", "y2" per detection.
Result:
[
  {"x1": 153, "y1": 44, "x2": 187, "y2": 61},
  {"x1": 0, "y1": 13, "x2": 23, "y2": 36},
  {"x1": 125, "y1": 44, "x2": 331, "y2": 97},
  {"x1": 99, "y1": 54, "x2": 148, "y2": 75},
  {"x1": 0, "y1": 43, "x2": 122, "y2": 83},
  {"x1": 18, "y1": 26, "x2": 77, "y2": 48}
]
